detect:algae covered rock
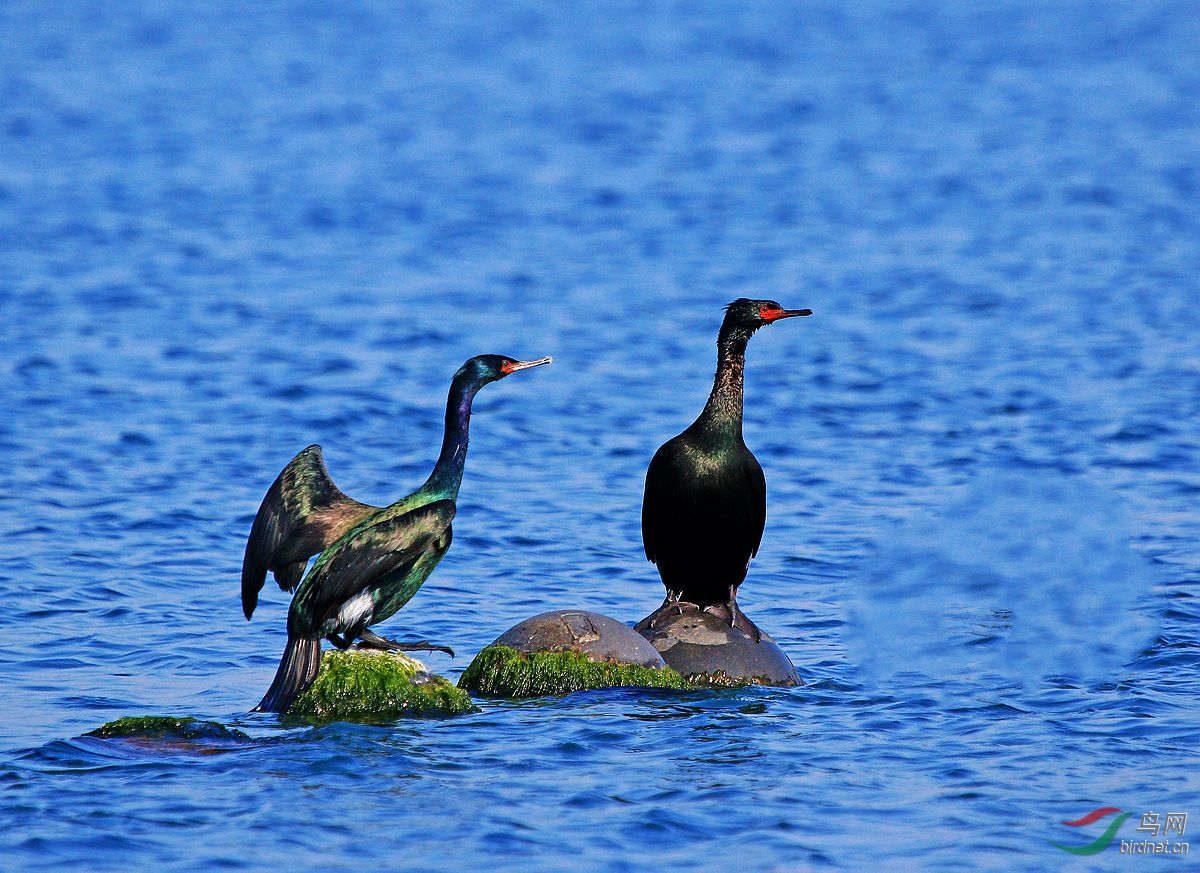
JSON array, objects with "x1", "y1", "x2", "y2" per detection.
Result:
[
  {"x1": 86, "y1": 716, "x2": 251, "y2": 751},
  {"x1": 287, "y1": 648, "x2": 478, "y2": 721},
  {"x1": 459, "y1": 644, "x2": 693, "y2": 698},
  {"x1": 635, "y1": 603, "x2": 802, "y2": 688},
  {"x1": 493, "y1": 609, "x2": 668, "y2": 667},
  {"x1": 460, "y1": 609, "x2": 694, "y2": 698}
]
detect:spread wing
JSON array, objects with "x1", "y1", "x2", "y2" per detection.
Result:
[
  {"x1": 290, "y1": 499, "x2": 456, "y2": 636},
  {"x1": 241, "y1": 445, "x2": 378, "y2": 619}
]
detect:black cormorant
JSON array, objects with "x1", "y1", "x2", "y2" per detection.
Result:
[{"x1": 641, "y1": 299, "x2": 810, "y2": 636}]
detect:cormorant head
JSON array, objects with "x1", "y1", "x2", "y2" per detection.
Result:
[
  {"x1": 723, "y1": 298, "x2": 812, "y2": 336},
  {"x1": 455, "y1": 354, "x2": 553, "y2": 388}
]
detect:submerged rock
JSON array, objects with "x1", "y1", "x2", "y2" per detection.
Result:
[
  {"x1": 88, "y1": 715, "x2": 247, "y2": 741},
  {"x1": 635, "y1": 603, "x2": 802, "y2": 688},
  {"x1": 460, "y1": 609, "x2": 693, "y2": 698},
  {"x1": 287, "y1": 648, "x2": 478, "y2": 721},
  {"x1": 86, "y1": 716, "x2": 251, "y2": 752}
]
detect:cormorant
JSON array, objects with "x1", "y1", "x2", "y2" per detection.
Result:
[
  {"x1": 641, "y1": 299, "x2": 810, "y2": 636},
  {"x1": 242, "y1": 354, "x2": 552, "y2": 713}
]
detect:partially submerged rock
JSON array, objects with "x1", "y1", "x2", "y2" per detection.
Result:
[
  {"x1": 459, "y1": 644, "x2": 693, "y2": 698},
  {"x1": 635, "y1": 602, "x2": 802, "y2": 687},
  {"x1": 493, "y1": 609, "x2": 668, "y2": 667},
  {"x1": 287, "y1": 648, "x2": 478, "y2": 721},
  {"x1": 460, "y1": 609, "x2": 694, "y2": 698},
  {"x1": 86, "y1": 716, "x2": 251, "y2": 752}
]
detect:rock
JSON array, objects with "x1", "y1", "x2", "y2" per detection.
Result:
[
  {"x1": 287, "y1": 648, "x2": 478, "y2": 721},
  {"x1": 634, "y1": 602, "x2": 802, "y2": 687},
  {"x1": 460, "y1": 609, "x2": 694, "y2": 698},
  {"x1": 85, "y1": 716, "x2": 252, "y2": 752},
  {"x1": 459, "y1": 645, "x2": 693, "y2": 698},
  {"x1": 494, "y1": 609, "x2": 668, "y2": 667}
]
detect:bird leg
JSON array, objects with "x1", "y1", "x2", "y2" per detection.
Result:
[
  {"x1": 325, "y1": 632, "x2": 354, "y2": 650},
  {"x1": 645, "y1": 590, "x2": 691, "y2": 630},
  {"x1": 355, "y1": 628, "x2": 455, "y2": 657},
  {"x1": 662, "y1": 588, "x2": 687, "y2": 618},
  {"x1": 704, "y1": 589, "x2": 763, "y2": 642}
]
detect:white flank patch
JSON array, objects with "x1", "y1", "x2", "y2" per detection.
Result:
[{"x1": 328, "y1": 590, "x2": 374, "y2": 634}]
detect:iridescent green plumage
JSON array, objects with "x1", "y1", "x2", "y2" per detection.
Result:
[{"x1": 243, "y1": 354, "x2": 551, "y2": 713}]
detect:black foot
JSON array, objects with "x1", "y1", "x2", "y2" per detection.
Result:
[
  {"x1": 635, "y1": 595, "x2": 701, "y2": 636},
  {"x1": 648, "y1": 590, "x2": 690, "y2": 628},
  {"x1": 703, "y1": 598, "x2": 763, "y2": 642},
  {"x1": 325, "y1": 633, "x2": 353, "y2": 650},
  {"x1": 355, "y1": 628, "x2": 455, "y2": 658}
]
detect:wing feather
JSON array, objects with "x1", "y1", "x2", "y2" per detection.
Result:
[
  {"x1": 241, "y1": 445, "x2": 377, "y2": 618},
  {"x1": 291, "y1": 499, "x2": 456, "y2": 636}
]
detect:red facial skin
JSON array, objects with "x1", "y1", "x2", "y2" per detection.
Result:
[{"x1": 758, "y1": 304, "x2": 812, "y2": 322}]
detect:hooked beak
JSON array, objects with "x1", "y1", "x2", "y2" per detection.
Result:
[
  {"x1": 503, "y1": 355, "x2": 553, "y2": 374},
  {"x1": 763, "y1": 307, "x2": 813, "y2": 323}
]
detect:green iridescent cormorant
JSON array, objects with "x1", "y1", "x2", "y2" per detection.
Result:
[
  {"x1": 641, "y1": 299, "x2": 810, "y2": 636},
  {"x1": 242, "y1": 354, "x2": 552, "y2": 713}
]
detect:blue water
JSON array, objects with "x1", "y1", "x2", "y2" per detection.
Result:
[{"x1": 2, "y1": 1, "x2": 1198, "y2": 869}]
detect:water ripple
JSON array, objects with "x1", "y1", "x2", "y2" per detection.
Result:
[{"x1": 1, "y1": 2, "x2": 1198, "y2": 871}]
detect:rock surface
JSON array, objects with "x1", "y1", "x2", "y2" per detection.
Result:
[
  {"x1": 635, "y1": 603, "x2": 802, "y2": 687},
  {"x1": 460, "y1": 609, "x2": 693, "y2": 698},
  {"x1": 86, "y1": 716, "x2": 252, "y2": 752},
  {"x1": 288, "y1": 648, "x2": 478, "y2": 721},
  {"x1": 460, "y1": 645, "x2": 692, "y2": 698},
  {"x1": 493, "y1": 609, "x2": 668, "y2": 667}
]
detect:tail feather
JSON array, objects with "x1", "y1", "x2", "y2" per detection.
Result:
[{"x1": 253, "y1": 636, "x2": 322, "y2": 713}]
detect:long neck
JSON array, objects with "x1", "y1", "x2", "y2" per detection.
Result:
[
  {"x1": 420, "y1": 376, "x2": 480, "y2": 499},
  {"x1": 694, "y1": 321, "x2": 751, "y2": 439}
]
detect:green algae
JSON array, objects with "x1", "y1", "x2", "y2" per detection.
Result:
[
  {"x1": 87, "y1": 715, "x2": 249, "y2": 741},
  {"x1": 287, "y1": 648, "x2": 478, "y2": 721},
  {"x1": 459, "y1": 644, "x2": 695, "y2": 698},
  {"x1": 85, "y1": 716, "x2": 251, "y2": 753}
]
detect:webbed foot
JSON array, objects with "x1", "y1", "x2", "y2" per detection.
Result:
[
  {"x1": 356, "y1": 628, "x2": 455, "y2": 658},
  {"x1": 703, "y1": 596, "x2": 763, "y2": 642}
]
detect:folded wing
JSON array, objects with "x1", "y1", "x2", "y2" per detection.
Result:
[{"x1": 291, "y1": 499, "x2": 457, "y2": 636}]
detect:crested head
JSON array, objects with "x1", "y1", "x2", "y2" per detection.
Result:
[
  {"x1": 692, "y1": 299, "x2": 810, "y2": 431},
  {"x1": 453, "y1": 354, "x2": 553, "y2": 388},
  {"x1": 424, "y1": 353, "x2": 552, "y2": 499},
  {"x1": 723, "y1": 298, "x2": 813, "y2": 333}
]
